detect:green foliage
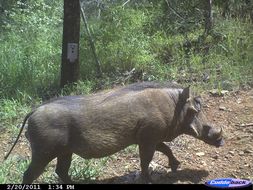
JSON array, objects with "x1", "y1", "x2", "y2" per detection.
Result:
[
  {"x1": 206, "y1": 18, "x2": 253, "y2": 89},
  {"x1": 79, "y1": 2, "x2": 252, "y2": 89},
  {"x1": 80, "y1": 5, "x2": 157, "y2": 79},
  {"x1": 0, "y1": 0, "x2": 63, "y2": 99},
  {"x1": 158, "y1": 0, "x2": 205, "y2": 34},
  {"x1": 214, "y1": 0, "x2": 253, "y2": 19},
  {"x1": 1, "y1": 0, "x2": 252, "y2": 99},
  {"x1": 60, "y1": 80, "x2": 95, "y2": 96},
  {"x1": 0, "y1": 156, "x2": 29, "y2": 183},
  {"x1": 0, "y1": 155, "x2": 107, "y2": 183},
  {"x1": 70, "y1": 156, "x2": 109, "y2": 182},
  {"x1": 1, "y1": 0, "x2": 62, "y2": 32},
  {"x1": 33, "y1": 155, "x2": 108, "y2": 183},
  {"x1": 0, "y1": 99, "x2": 31, "y2": 133}
]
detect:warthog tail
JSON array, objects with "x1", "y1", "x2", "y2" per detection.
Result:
[{"x1": 4, "y1": 111, "x2": 34, "y2": 160}]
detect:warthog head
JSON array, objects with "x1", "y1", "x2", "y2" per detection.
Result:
[{"x1": 177, "y1": 87, "x2": 224, "y2": 147}]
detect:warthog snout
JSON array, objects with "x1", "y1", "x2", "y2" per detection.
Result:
[{"x1": 202, "y1": 125, "x2": 225, "y2": 147}]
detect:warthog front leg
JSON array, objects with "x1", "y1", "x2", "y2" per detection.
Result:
[
  {"x1": 136, "y1": 120, "x2": 166, "y2": 183},
  {"x1": 156, "y1": 142, "x2": 180, "y2": 172}
]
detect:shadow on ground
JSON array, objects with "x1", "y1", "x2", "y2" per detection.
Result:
[{"x1": 75, "y1": 168, "x2": 209, "y2": 184}]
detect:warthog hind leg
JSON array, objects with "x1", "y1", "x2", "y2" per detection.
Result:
[
  {"x1": 23, "y1": 152, "x2": 54, "y2": 184},
  {"x1": 56, "y1": 152, "x2": 73, "y2": 183},
  {"x1": 138, "y1": 142, "x2": 156, "y2": 183}
]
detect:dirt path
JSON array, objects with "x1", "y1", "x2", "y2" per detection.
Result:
[{"x1": 1, "y1": 89, "x2": 253, "y2": 184}]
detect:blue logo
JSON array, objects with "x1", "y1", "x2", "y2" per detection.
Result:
[{"x1": 205, "y1": 178, "x2": 252, "y2": 188}]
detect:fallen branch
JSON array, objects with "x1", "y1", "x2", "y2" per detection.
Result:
[
  {"x1": 164, "y1": 0, "x2": 184, "y2": 20},
  {"x1": 122, "y1": 0, "x2": 130, "y2": 7}
]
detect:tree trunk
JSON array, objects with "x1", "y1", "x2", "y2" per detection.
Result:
[
  {"x1": 203, "y1": 0, "x2": 213, "y2": 35},
  {"x1": 60, "y1": 0, "x2": 80, "y2": 88}
]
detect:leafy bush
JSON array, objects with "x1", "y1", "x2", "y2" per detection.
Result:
[
  {"x1": 0, "y1": 156, "x2": 30, "y2": 184},
  {"x1": 0, "y1": 0, "x2": 63, "y2": 98}
]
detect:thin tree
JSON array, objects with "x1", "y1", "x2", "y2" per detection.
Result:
[
  {"x1": 203, "y1": 0, "x2": 213, "y2": 36},
  {"x1": 60, "y1": 0, "x2": 81, "y2": 88},
  {"x1": 80, "y1": 1, "x2": 102, "y2": 78}
]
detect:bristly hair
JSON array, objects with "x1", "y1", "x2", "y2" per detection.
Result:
[
  {"x1": 102, "y1": 81, "x2": 184, "y2": 102},
  {"x1": 119, "y1": 81, "x2": 183, "y2": 92},
  {"x1": 40, "y1": 81, "x2": 184, "y2": 106}
]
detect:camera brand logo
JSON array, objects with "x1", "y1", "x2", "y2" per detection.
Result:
[{"x1": 205, "y1": 178, "x2": 252, "y2": 188}]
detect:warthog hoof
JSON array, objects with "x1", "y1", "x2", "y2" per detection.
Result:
[{"x1": 170, "y1": 159, "x2": 181, "y2": 172}]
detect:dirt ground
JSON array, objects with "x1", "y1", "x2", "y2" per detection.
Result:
[{"x1": 1, "y1": 88, "x2": 253, "y2": 184}]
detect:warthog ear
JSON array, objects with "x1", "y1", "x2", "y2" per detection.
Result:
[
  {"x1": 188, "y1": 96, "x2": 202, "y2": 114},
  {"x1": 181, "y1": 86, "x2": 190, "y2": 102}
]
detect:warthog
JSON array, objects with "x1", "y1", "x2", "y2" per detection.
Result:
[{"x1": 5, "y1": 82, "x2": 224, "y2": 184}]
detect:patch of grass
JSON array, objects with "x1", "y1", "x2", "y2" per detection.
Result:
[
  {"x1": 1, "y1": 155, "x2": 110, "y2": 184},
  {"x1": 0, "y1": 156, "x2": 29, "y2": 184},
  {"x1": 0, "y1": 0, "x2": 62, "y2": 99},
  {"x1": 0, "y1": 31, "x2": 61, "y2": 99},
  {"x1": 70, "y1": 155, "x2": 109, "y2": 182},
  {"x1": 0, "y1": 99, "x2": 31, "y2": 134},
  {"x1": 60, "y1": 80, "x2": 95, "y2": 97},
  {"x1": 122, "y1": 145, "x2": 139, "y2": 155},
  {"x1": 36, "y1": 156, "x2": 109, "y2": 183}
]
